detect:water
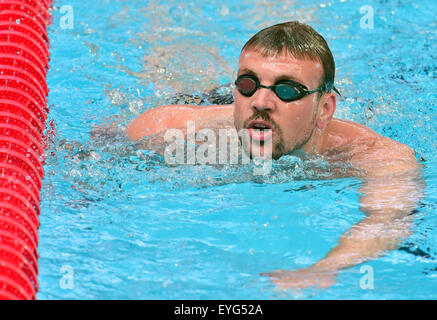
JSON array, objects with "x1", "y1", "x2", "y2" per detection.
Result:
[{"x1": 37, "y1": 0, "x2": 437, "y2": 299}]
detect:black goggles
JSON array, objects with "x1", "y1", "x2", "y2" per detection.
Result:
[{"x1": 234, "y1": 74, "x2": 339, "y2": 102}]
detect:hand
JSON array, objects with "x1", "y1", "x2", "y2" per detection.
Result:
[{"x1": 261, "y1": 266, "x2": 337, "y2": 290}]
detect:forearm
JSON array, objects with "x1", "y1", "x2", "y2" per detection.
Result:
[
  {"x1": 127, "y1": 105, "x2": 195, "y2": 140},
  {"x1": 313, "y1": 213, "x2": 412, "y2": 271},
  {"x1": 127, "y1": 104, "x2": 234, "y2": 141}
]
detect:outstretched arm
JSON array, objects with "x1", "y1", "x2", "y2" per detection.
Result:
[
  {"x1": 263, "y1": 139, "x2": 425, "y2": 289},
  {"x1": 126, "y1": 104, "x2": 234, "y2": 141}
]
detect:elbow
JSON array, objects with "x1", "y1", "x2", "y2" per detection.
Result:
[
  {"x1": 126, "y1": 111, "x2": 154, "y2": 141},
  {"x1": 125, "y1": 105, "x2": 171, "y2": 141},
  {"x1": 126, "y1": 119, "x2": 142, "y2": 141},
  {"x1": 126, "y1": 116, "x2": 145, "y2": 141}
]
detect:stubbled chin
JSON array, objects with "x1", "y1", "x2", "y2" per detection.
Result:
[
  {"x1": 244, "y1": 140, "x2": 274, "y2": 160},
  {"x1": 248, "y1": 128, "x2": 273, "y2": 142}
]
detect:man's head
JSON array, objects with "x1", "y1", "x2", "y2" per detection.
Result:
[{"x1": 233, "y1": 21, "x2": 337, "y2": 160}]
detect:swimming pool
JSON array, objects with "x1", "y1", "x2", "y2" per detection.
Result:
[{"x1": 37, "y1": 0, "x2": 436, "y2": 299}]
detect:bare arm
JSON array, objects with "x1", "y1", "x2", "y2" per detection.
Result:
[
  {"x1": 313, "y1": 151, "x2": 423, "y2": 271},
  {"x1": 126, "y1": 104, "x2": 234, "y2": 141},
  {"x1": 263, "y1": 139, "x2": 425, "y2": 289}
]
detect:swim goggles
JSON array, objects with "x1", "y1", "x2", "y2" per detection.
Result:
[{"x1": 235, "y1": 74, "x2": 338, "y2": 102}]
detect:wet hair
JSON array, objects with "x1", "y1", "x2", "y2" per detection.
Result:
[{"x1": 241, "y1": 21, "x2": 336, "y2": 94}]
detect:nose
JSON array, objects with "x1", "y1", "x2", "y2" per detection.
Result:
[{"x1": 251, "y1": 86, "x2": 276, "y2": 113}]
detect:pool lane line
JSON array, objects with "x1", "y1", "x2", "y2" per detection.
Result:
[{"x1": 0, "y1": 0, "x2": 52, "y2": 300}]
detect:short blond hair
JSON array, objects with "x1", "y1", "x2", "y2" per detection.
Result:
[{"x1": 242, "y1": 21, "x2": 335, "y2": 93}]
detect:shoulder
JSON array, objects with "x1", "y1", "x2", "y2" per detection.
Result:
[
  {"x1": 328, "y1": 118, "x2": 382, "y2": 139},
  {"x1": 322, "y1": 118, "x2": 417, "y2": 168},
  {"x1": 322, "y1": 118, "x2": 382, "y2": 153}
]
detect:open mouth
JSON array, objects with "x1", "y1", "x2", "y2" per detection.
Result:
[{"x1": 247, "y1": 120, "x2": 274, "y2": 141}]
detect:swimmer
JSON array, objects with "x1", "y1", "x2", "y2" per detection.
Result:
[{"x1": 127, "y1": 21, "x2": 424, "y2": 290}]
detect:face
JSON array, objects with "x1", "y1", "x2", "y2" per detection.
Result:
[{"x1": 233, "y1": 49, "x2": 326, "y2": 160}]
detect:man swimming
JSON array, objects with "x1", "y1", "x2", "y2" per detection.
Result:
[{"x1": 127, "y1": 21, "x2": 423, "y2": 290}]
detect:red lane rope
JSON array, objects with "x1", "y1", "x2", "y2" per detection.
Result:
[{"x1": 0, "y1": 0, "x2": 51, "y2": 300}]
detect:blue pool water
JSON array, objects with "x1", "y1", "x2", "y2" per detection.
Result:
[{"x1": 37, "y1": 0, "x2": 436, "y2": 299}]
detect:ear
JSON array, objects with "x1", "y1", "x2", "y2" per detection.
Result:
[{"x1": 316, "y1": 92, "x2": 336, "y2": 131}]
